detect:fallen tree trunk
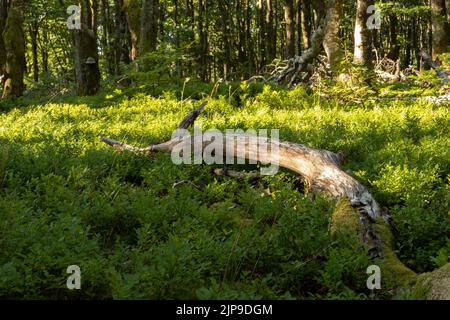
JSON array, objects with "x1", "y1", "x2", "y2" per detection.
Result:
[{"x1": 101, "y1": 102, "x2": 449, "y2": 299}]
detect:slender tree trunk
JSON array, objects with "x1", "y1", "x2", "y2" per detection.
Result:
[
  {"x1": 71, "y1": 0, "x2": 101, "y2": 96},
  {"x1": 354, "y1": 0, "x2": 374, "y2": 68},
  {"x1": 431, "y1": 0, "x2": 449, "y2": 58},
  {"x1": 218, "y1": 0, "x2": 231, "y2": 79},
  {"x1": 29, "y1": 20, "x2": 39, "y2": 83},
  {"x1": 197, "y1": 0, "x2": 208, "y2": 81},
  {"x1": 257, "y1": 0, "x2": 266, "y2": 71},
  {"x1": 113, "y1": 0, "x2": 131, "y2": 74},
  {"x1": 245, "y1": 0, "x2": 256, "y2": 75},
  {"x1": 388, "y1": 14, "x2": 400, "y2": 61},
  {"x1": 124, "y1": 0, "x2": 140, "y2": 61},
  {"x1": 139, "y1": 0, "x2": 159, "y2": 54},
  {"x1": 284, "y1": 0, "x2": 295, "y2": 58},
  {"x1": 2, "y1": 0, "x2": 26, "y2": 98},
  {"x1": 0, "y1": 0, "x2": 8, "y2": 83},
  {"x1": 300, "y1": 0, "x2": 311, "y2": 49},
  {"x1": 40, "y1": 21, "x2": 49, "y2": 73},
  {"x1": 323, "y1": 0, "x2": 343, "y2": 74},
  {"x1": 266, "y1": 0, "x2": 276, "y2": 61}
]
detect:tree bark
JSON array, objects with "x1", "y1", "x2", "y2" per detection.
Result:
[
  {"x1": 0, "y1": 0, "x2": 8, "y2": 83},
  {"x1": 284, "y1": 0, "x2": 296, "y2": 59},
  {"x1": 197, "y1": 0, "x2": 208, "y2": 81},
  {"x1": 71, "y1": 0, "x2": 101, "y2": 96},
  {"x1": 266, "y1": 0, "x2": 276, "y2": 62},
  {"x1": 139, "y1": 0, "x2": 159, "y2": 55},
  {"x1": 322, "y1": 0, "x2": 343, "y2": 74},
  {"x1": 354, "y1": 0, "x2": 374, "y2": 68},
  {"x1": 2, "y1": 0, "x2": 26, "y2": 99},
  {"x1": 29, "y1": 20, "x2": 39, "y2": 83},
  {"x1": 300, "y1": 0, "x2": 311, "y2": 49},
  {"x1": 257, "y1": 0, "x2": 266, "y2": 71},
  {"x1": 431, "y1": 0, "x2": 449, "y2": 58},
  {"x1": 124, "y1": 0, "x2": 140, "y2": 61}
]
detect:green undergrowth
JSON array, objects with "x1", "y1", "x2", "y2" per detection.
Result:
[{"x1": 0, "y1": 81, "x2": 448, "y2": 299}]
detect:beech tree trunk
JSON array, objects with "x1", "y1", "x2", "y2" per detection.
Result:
[
  {"x1": 322, "y1": 0, "x2": 343, "y2": 74},
  {"x1": 2, "y1": 0, "x2": 26, "y2": 99},
  {"x1": 29, "y1": 20, "x2": 39, "y2": 83},
  {"x1": 354, "y1": 0, "x2": 374, "y2": 67},
  {"x1": 284, "y1": 0, "x2": 296, "y2": 59},
  {"x1": 0, "y1": 0, "x2": 8, "y2": 82},
  {"x1": 72, "y1": 0, "x2": 101, "y2": 96},
  {"x1": 197, "y1": 0, "x2": 208, "y2": 81},
  {"x1": 431, "y1": 0, "x2": 449, "y2": 58},
  {"x1": 124, "y1": 0, "x2": 140, "y2": 61},
  {"x1": 139, "y1": 0, "x2": 159, "y2": 54},
  {"x1": 266, "y1": 0, "x2": 276, "y2": 62},
  {"x1": 300, "y1": 0, "x2": 311, "y2": 49},
  {"x1": 257, "y1": 0, "x2": 266, "y2": 71}
]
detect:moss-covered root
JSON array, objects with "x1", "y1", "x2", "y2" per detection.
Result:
[{"x1": 411, "y1": 263, "x2": 450, "y2": 300}]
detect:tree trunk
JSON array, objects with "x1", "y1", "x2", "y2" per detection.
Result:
[
  {"x1": 0, "y1": 0, "x2": 8, "y2": 83},
  {"x1": 124, "y1": 0, "x2": 140, "y2": 61},
  {"x1": 2, "y1": 0, "x2": 26, "y2": 99},
  {"x1": 300, "y1": 0, "x2": 311, "y2": 49},
  {"x1": 113, "y1": 0, "x2": 131, "y2": 74},
  {"x1": 40, "y1": 20, "x2": 49, "y2": 73},
  {"x1": 218, "y1": 0, "x2": 231, "y2": 80},
  {"x1": 71, "y1": 0, "x2": 101, "y2": 96},
  {"x1": 284, "y1": 0, "x2": 296, "y2": 59},
  {"x1": 29, "y1": 20, "x2": 39, "y2": 83},
  {"x1": 197, "y1": 0, "x2": 208, "y2": 81},
  {"x1": 431, "y1": 0, "x2": 449, "y2": 58},
  {"x1": 323, "y1": 0, "x2": 343, "y2": 74},
  {"x1": 257, "y1": 0, "x2": 266, "y2": 71},
  {"x1": 266, "y1": 0, "x2": 276, "y2": 62},
  {"x1": 388, "y1": 14, "x2": 400, "y2": 61},
  {"x1": 354, "y1": 0, "x2": 374, "y2": 68},
  {"x1": 139, "y1": 0, "x2": 159, "y2": 55}
]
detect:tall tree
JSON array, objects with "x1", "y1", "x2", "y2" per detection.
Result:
[
  {"x1": 2, "y1": 0, "x2": 26, "y2": 98},
  {"x1": 257, "y1": 0, "x2": 266, "y2": 70},
  {"x1": 0, "y1": 0, "x2": 8, "y2": 82},
  {"x1": 139, "y1": 0, "x2": 159, "y2": 55},
  {"x1": 284, "y1": 0, "x2": 296, "y2": 58},
  {"x1": 266, "y1": 0, "x2": 276, "y2": 61},
  {"x1": 197, "y1": 0, "x2": 208, "y2": 81},
  {"x1": 124, "y1": 0, "x2": 141, "y2": 61},
  {"x1": 299, "y1": 0, "x2": 312, "y2": 49},
  {"x1": 354, "y1": 0, "x2": 374, "y2": 68},
  {"x1": 430, "y1": 0, "x2": 449, "y2": 58},
  {"x1": 323, "y1": 0, "x2": 343, "y2": 74},
  {"x1": 71, "y1": 0, "x2": 101, "y2": 96}
]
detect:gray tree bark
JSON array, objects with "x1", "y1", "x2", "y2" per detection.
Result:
[{"x1": 354, "y1": 0, "x2": 374, "y2": 68}]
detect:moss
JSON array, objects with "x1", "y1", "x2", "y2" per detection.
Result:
[
  {"x1": 411, "y1": 263, "x2": 450, "y2": 300},
  {"x1": 330, "y1": 199, "x2": 360, "y2": 235},
  {"x1": 374, "y1": 220, "x2": 418, "y2": 289}
]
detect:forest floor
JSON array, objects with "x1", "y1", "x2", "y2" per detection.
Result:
[{"x1": 0, "y1": 80, "x2": 449, "y2": 299}]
